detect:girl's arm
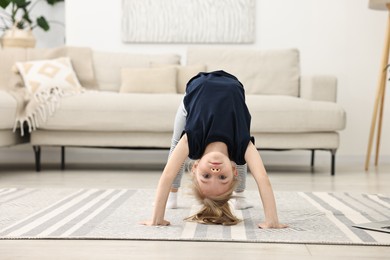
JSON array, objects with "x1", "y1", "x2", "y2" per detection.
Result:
[
  {"x1": 244, "y1": 141, "x2": 287, "y2": 229},
  {"x1": 141, "y1": 134, "x2": 189, "y2": 226}
]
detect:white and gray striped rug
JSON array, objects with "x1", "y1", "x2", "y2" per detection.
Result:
[{"x1": 0, "y1": 188, "x2": 389, "y2": 245}]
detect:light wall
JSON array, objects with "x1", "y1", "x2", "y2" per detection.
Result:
[
  {"x1": 0, "y1": 1, "x2": 65, "y2": 48},
  {"x1": 62, "y1": 0, "x2": 389, "y2": 164},
  {"x1": 30, "y1": 1, "x2": 65, "y2": 48}
]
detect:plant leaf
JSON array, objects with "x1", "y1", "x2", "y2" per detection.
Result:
[
  {"x1": 46, "y1": 0, "x2": 64, "y2": 5},
  {"x1": 21, "y1": 9, "x2": 32, "y2": 24},
  {"x1": 14, "y1": 0, "x2": 30, "y2": 9},
  {"x1": 15, "y1": 20, "x2": 25, "y2": 29},
  {"x1": 0, "y1": 0, "x2": 11, "y2": 9},
  {"x1": 36, "y1": 16, "x2": 49, "y2": 31}
]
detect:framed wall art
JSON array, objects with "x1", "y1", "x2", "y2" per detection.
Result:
[{"x1": 122, "y1": 0, "x2": 255, "y2": 43}]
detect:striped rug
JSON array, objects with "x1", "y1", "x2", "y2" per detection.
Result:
[{"x1": 0, "y1": 188, "x2": 389, "y2": 245}]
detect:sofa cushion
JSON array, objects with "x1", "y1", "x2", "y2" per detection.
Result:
[
  {"x1": 38, "y1": 91, "x2": 183, "y2": 132},
  {"x1": 120, "y1": 67, "x2": 177, "y2": 93},
  {"x1": 187, "y1": 47, "x2": 300, "y2": 97},
  {"x1": 246, "y1": 95, "x2": 346, "y2": 133},
  {"x1": 0, "y1": 47, "x2": 97, "y2": 91},
  {"x1": 93, "y1": 52, "x2": 180, "y2": 92},
  {"x1": 0, "y1": 48, "x2": 27, "y2": 90},
  {"x1": 26, "y1": 46, "x2": 98, "y2": 89},
  {"x1": 0, "y1": 90, "x2": 17, "y2": 129},
  {"x1": 176, "y1": 65, "x2": 206, "y2": 93},
  {"x1": 151, "y1": 64, "x2": 207, "y2": 93},
  {"x1": 15, "y1": 57, "x2": 82, "y2": 93},
  {"x1": 38, "y1": 91, "x2": 345, "y2": 134}
]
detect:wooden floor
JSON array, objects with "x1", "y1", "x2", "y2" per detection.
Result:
[{"x1": 0, "y1": 160, "x2": 389, "y2": 260}]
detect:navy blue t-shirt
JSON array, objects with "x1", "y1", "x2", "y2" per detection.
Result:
[{"x1": 183, "y1": 71, "x2": 253, "y2": 165}]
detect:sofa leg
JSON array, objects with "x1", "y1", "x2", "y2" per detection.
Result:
[
  {"x1": 310, "y1": 149, "x2": 315, "y2": 167},
  {"x1": 330, "y1": 149, "x2": 337, "y2": 176},
  {"x1": 33, "y1": 145, "x2": 41, "y2": 172},
  {"x1": 61, "y1": 146, "x2": 65, "y2": 170}
]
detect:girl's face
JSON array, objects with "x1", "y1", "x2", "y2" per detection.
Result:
[{"x1": 192, "y1": 151, "x2": 237, "y2": 198}]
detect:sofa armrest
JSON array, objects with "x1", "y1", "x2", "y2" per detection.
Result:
[{"x1": 300, "y1": 75, "x2": 337, "y2": 102}]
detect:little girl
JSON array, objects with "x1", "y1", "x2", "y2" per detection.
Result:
[
  {"x1": 142, "y1": 71, "x2": 286, "y2": 228},
  {"x1": 165, "y1": 82, "x2": 253, "y2": 211}
]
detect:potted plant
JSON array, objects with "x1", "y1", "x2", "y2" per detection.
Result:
[{"x1": 0, "y1": 0, "x2": 64, "y2": 48}]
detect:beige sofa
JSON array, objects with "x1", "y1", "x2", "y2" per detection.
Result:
[
  {"x1": 0, "y1": 46, "x2": 346, "y2": 174},
  {"x1": 0, "y1": 90, "x2": 28, "y2": 147}
]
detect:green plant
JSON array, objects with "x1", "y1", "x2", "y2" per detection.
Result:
[{"x1": 0, "y1": 0, "x2": 63, "y2": 32}]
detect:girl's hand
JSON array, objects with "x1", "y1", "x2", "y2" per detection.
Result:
[
  {"x1": 140, "y1": 220, "x2": 171, "y2": 226},
  {"x1": 258, "y1": 222, "x2": 288, "y2": 229}
]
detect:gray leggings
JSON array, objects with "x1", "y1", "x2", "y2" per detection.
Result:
[{"x1": 169, "y1": 100, "x2": 247, "y2": 192}]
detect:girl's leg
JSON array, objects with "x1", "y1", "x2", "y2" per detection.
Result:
[
  {"x1": 235, "y1": 164, "x2": 247, "y2": 192},
  {"x1": 233, "y1": 164, "x2": 253, "y2": 209},
  {"x1": 166, "y1": 101, "x2": 187, "y2": 208}
]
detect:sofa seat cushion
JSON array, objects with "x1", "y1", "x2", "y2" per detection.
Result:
[
  {"x1": 39, "y1": 91, "x2": 183, "y2": 132},
  {"x1": 0, "y1": 90, "x2": 17, "y2": 129},
  {"x1": 39, "y1": 91, "x2": 345, "y2": 134},
  {"x1": 247, "y1": 95, "x2": 346, "y2": 133}
]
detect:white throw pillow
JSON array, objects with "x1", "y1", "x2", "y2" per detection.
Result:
[
  {"x1": 150, "y1": 64, "x2": 206, "y2": 93},
  {"x1": 176, "y1": 65, "x2": 206, "y2": 93},
  {"x1": 120, "y1": 67, "x2": 177, "y2": 93},
  {"x1": 15, "y1": 57, "x2": 82, "y2": 93}
]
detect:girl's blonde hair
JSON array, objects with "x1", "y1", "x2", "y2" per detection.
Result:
[{"x1": 184, "y1": 161, "x2": 240, "y2": 226}]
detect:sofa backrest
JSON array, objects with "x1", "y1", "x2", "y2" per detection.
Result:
[
  {"x1": 0, "y1": 46, "x2": 97, "y2": 90},
  {"x1": 92, "y1": 51, "x2": 181, "y2": 92},
  {"x1": 187, "y1": 47, "x2": 300, "y2": 97},
  {"x1": 0, "y1": 48, "x2": 26, "y2": 90}
]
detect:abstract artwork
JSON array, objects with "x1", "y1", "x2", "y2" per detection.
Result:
[{"x1": 122, "y1": 0, "x2": 255, "y2": 43}]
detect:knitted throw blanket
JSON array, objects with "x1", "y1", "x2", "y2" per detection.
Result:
[
  {"x1": 10, "y1": 85, "x2": 85, "y2": 136},
  {"x1": 2, "y1": 46, "x2": 97, "y2": 136}
]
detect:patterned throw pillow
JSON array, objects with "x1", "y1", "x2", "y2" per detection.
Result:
[{"x1": 15, "y1": 57, "x2": 82, "y2": 93}]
